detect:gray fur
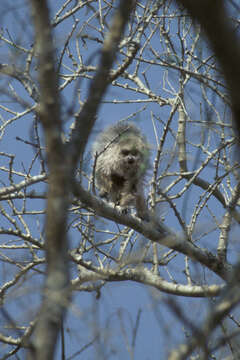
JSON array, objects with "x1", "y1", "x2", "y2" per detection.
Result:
[{"x1": 92, "y1": 121, "x2": 150, "y2": 219}]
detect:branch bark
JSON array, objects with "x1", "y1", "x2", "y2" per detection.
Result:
[
  {"x1": 28, "y1": 0, "x2": 137, "y2": 358},
  {"x1": 74, "y1": 183, "x2": 233, "y2": 281},
  {"x1": 176, "y1": 0, "x2": 240, "y2": 136},
  {"x1": 68, "y1": 0, "x2": 136, "y2": 165},
  {"x1": 28, "y1": 1, "x2": 71, "y2": 359}
]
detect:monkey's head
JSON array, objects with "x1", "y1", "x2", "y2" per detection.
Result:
[
  {"x1": 92, "y1": 121, "x2": 150, "y2": 182},
  {"x1": 113, "y1": 137, "x2": 148, "y2": 178}
]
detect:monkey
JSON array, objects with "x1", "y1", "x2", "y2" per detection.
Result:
[{"x1": 92, "y1": 121, "x2": 150, "y2": 220}]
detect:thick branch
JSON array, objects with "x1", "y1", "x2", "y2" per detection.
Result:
[
  {"x1": 74, "y1": 265, "x2": 225, "y2": 298},
  {"x1": 28, "y1": 1, "x2": 71, "y2": 359},
  {"x1": 176, "y1": 0, "x2": 240, "y2": 135},
  {"x1": 68, "y1": 0, "x2": 136, "y2": 165},
  {"x1": 74, "y1": 183, "x2": 233, "y2": 281}
]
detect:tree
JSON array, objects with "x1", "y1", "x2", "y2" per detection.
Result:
[{"x1": 1, "y1": 0, "x2": 240, "y2": 359}]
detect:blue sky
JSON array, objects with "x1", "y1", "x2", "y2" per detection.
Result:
[{"x1": 0, "y1": 0, "x2": 239, "y2": 359}]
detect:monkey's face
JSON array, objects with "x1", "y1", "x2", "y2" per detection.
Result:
[{"x1": 117, "y1": 145, "x2": 143, "y2": 177}]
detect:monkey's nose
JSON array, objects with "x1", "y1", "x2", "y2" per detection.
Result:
[{"x1": 128, "y1": 157, "x2": 135, "y2": 164}]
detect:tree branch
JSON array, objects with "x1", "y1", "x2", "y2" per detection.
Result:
[
  {"x1": 27, "y1": 0, "x2": 71, "y2": 358},
  {"x1": 176, "y1": 0, "x2": 240, "y2": 135}
]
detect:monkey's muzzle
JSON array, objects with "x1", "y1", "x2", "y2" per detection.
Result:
[{"x1": 127, "y1": 156, "x2": 135, "y2": 164}]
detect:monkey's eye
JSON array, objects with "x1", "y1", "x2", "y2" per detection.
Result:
[{"x1": 121, "y1": 149, "x2": 130, "y2": 156}]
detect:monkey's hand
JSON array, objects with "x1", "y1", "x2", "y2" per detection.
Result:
[{"x1": 99, "y1": 190, "x2": 109, "y2": 200}]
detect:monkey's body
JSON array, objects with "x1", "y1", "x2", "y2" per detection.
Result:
[{"x1": 92, "y1": 122, "x2": 150, "y2": 219}]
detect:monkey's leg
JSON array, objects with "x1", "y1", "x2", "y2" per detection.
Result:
[{"x1": 135, "y1": 193, "x2": 150, "y2": 221}]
